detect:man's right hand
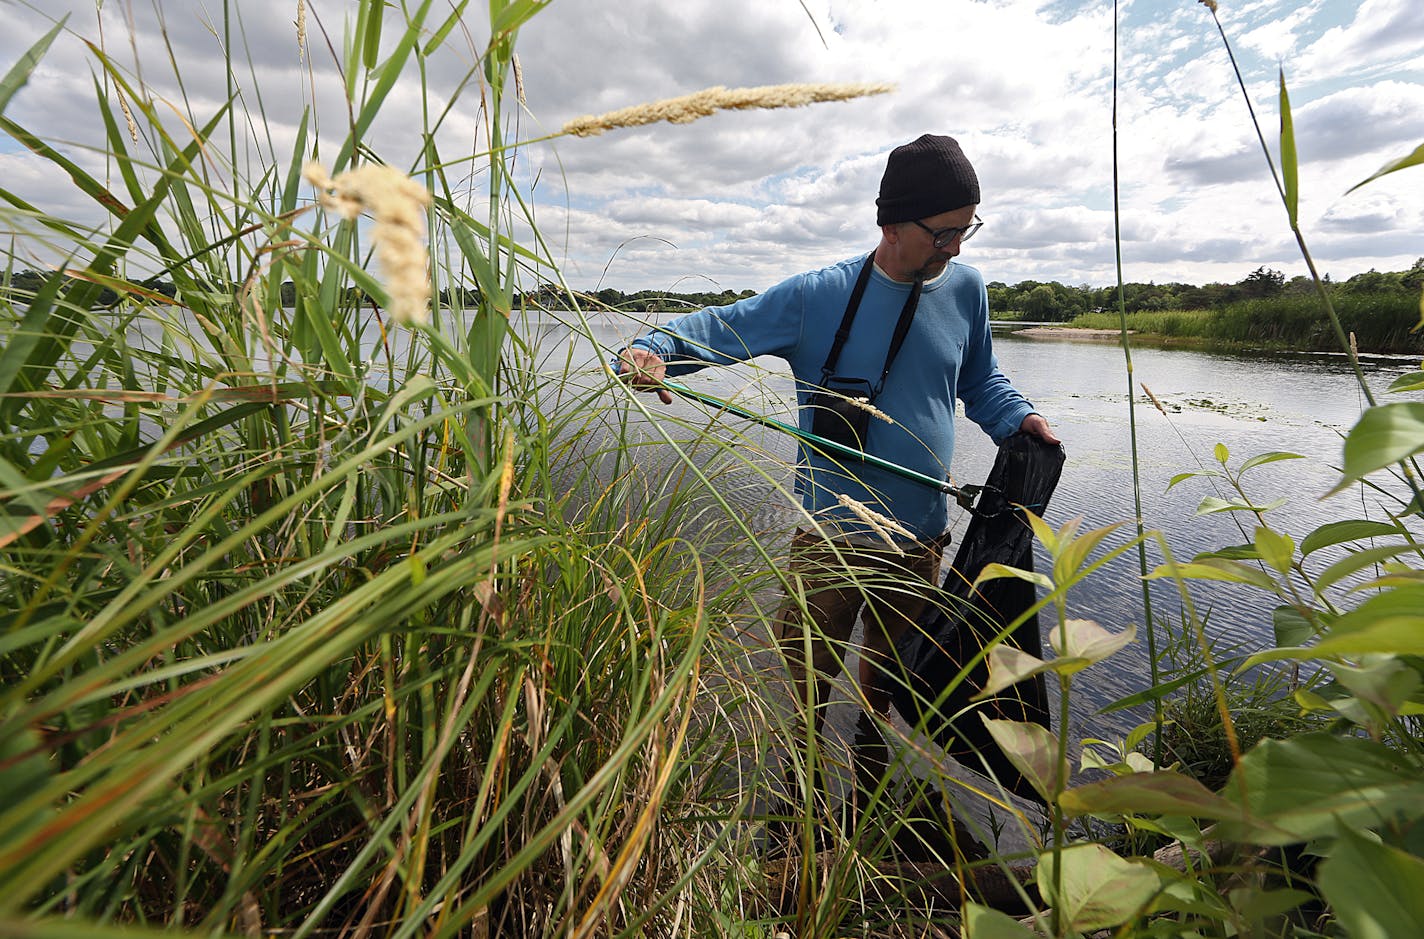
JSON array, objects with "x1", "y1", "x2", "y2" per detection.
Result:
[{"x1": 617, "y1": 347, "x2": 673, "y2": 404}]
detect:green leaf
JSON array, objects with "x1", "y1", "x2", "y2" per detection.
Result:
[
  {"x1": 0, "y1": 18, "x2": 65, "y2": 116},
  {"x1": 1146, "y1": 557, "x2": 1278, "y2": 591},
  {"x1": 1254, "y1": 526, "x2": 1295, "y2": 574},
  {"x1": 1196, "y1": 495, "x2": 1287, "y2": 515},
  {"x1": 1386, "y1": 370, "x2": 1424, "y2": 394},
  {"x1": 981, "y1": 716, "x2": 1058, "y2": 802},
  {"x1": 1230, "y1": 886, "x2": 1314, "y2": 925},
  {"x1": 1328, "y1": 658, "x2": 1421, "y2": 720},
  {"x1": 1194, "y1": 544, "x2": 1261, "y2": 561},
  {"x1": 1333, "y1": 402, "x2": 1424, "y2": 491},
  {"x1": 1318, "y1": 824, "x2": 1424, "y2": 938},
  {"x1": 1214, "y1": 442, "x2": 1230, "y2": 464},
  {"x1": 1059, "y1": 770, "x2": 1243, "y2": 821},
  {"x1": 1313, "y1": 543, "x2": 1422, "y2": 592},
  {"x1": 362, "y1": 0, "x2": 386, "y2": 70},
  {"x1": 961, "y1": 902, "x2": 1040, "y2": 938},
  {"x1": 1300, "y1": 519, "x2": 1404, "y2": 557},
  {"x1": 1240, "y1": 450, "x2": 1305, "y2": 474},
  {"x1": 1272, "y1": 605, "x2": 1316, "y2": 647},
  {"x1": 1052, "y1": 521, "x2": 1126, "y2": 590},
  {"x1": 1347, "y1": 141, "x2": 1424, "y2": 195},
  {"x1": 974, "y1": 562, "x2": 1055, "y2": 593},
  {"x1": 1215, "y1": 733, "x2": 1424, "y2": 845},
  {"x1": 1167, "y1": 470, "x2": 1215, "y2": 490},
  {"x1": 1100, "y1": 668, "x2": 1208, "y2": 712},
  {"x1": 1037, "y1": 842, "x2": 1163, "y2": 932},
  {"x1": 1279, "y1": 68, "x2": 1299, "y2": 227},
  {"x1": 977, "y1": 645, "x2": 1054, "y2": 698},
  {"x1": 1048, "y1": 619, "x2": 1135, "y2": 674}
]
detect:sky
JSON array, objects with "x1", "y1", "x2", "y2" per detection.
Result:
[{"x1": 2, "y1": 0, "x2": 1422, "y2": 296}]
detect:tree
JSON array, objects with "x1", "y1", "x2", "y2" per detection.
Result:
[{"x1": 1240, "y1": 266, "x2": 1285, "y2": 298}]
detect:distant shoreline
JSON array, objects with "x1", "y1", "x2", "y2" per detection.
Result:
[{"x1": 1006, "y1": 326, "x2": 1130, "y2": 341}]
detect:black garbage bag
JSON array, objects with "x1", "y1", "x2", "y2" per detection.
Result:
[{"x1": 891, "y1": 432, "x2": 1066, "y2": 804}]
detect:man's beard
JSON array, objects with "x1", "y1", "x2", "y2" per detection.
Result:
[{"x1": 910, "y1": 255, "x2": 951, "y2": 280}]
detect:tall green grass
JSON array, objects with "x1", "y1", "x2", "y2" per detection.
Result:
[
  {"x1": 3, "y1": 2, "x2": 1424, "y2": 937},
  {"x1": 1067, "y1": 291, "x2": 1422, "y2": 352}
]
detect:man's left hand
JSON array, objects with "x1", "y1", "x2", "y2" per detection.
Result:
[{"x1": 1020, "y1": 413, "x2": 1061, "y2": 446}]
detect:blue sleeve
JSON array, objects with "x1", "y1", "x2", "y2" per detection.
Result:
[
  {"x1": 957, "y1": 280, "x2": 1036, "y2": 444},
  {"x1": 612, "y1": 276, "x2": 805, "y2": 377}
]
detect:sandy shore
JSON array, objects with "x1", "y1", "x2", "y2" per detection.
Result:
[{"x1": 1009, "y1": 326, "x2": 1131, "y2": 340}]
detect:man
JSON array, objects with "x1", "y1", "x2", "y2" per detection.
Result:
[{"x1": 616, "y1": 134, "x2": 1058, "y2": 766}]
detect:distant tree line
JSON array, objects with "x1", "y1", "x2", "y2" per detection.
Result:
[
  {"x1": 987, "y1": 259, "x2": 1424, "y2": 321},
  {"x1": 6, "y1": 260, "x2": 1420, "y2": 323}
]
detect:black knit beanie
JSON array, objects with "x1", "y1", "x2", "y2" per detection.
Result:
[{"x1": 875, "y1": 134, "x2": 980, "y2": 226}]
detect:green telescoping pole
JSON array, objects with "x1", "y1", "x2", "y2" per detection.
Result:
[{"x1": 661, "y1": 380, "x2": 978, "y2": 503}]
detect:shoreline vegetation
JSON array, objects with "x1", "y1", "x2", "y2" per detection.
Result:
[
  {"x1": 4, "y1": 2, "x2": 1424, "y2": 937},
  {"x1": 12, "y1": 259, "x2": 1418, "y2": 355}
]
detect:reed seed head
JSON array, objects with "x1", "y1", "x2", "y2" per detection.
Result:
[
  {"x1": 1198, "y1": 0, "x2": 1219, "y2": 12},
  {"x1": 561, "y1": 82, "x2": 894, "y2": 138},
  {"x1": 835, "y1": 494, "x2": 913, "y2": 551},
  {"x1": 296, "y1": 0, "x2": 307, "y2": 59},
  {"x1": 845, "y1": 396, "x2": 894, "y2": 424},
  {"x1": 304, "y1": 160, "x2": 434, "y2": 326},
  {"x1": 117, "y1": 90, "x2": 139, "y2": 143},
  {"x1": 1140, "y1": 382, "x2": 1168, "y2": 416}
]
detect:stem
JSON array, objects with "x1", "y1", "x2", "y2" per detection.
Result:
[{"x1": 1114, "y1": 0, "x2": 1163, "y2": 765}]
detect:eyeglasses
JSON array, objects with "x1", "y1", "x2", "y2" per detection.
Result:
[{"x1": 912, "y1": 215, "x2": 983, "y2": 247}]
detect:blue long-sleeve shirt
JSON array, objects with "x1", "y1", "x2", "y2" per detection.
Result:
[{"x1": 622, "y1": 254, "x2": 1036, "y2": 541}]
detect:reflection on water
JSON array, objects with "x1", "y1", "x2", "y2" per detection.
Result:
[{"x1": 525, "y1": 311, "x2": 1422, "y2": 735}]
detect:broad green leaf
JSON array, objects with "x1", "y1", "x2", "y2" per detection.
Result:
[
  {"x1": 1229, "y1": 886, "x2": 1314, "y2": 925},
  {"x1": 1037, "y1": 842, "x2": 1162, "y2": 932},
  {"x1": 961, "y1": 902, "x2": 1040, "y2": 938},
  {"x1": 1333, "y1": 402, "x2": 1424, "y2": 491},
  {"x1": 1318, "y1": 825, "x2": 1424, "y2": 938},
  {"x1": 1313, "y1": 543, "x2": 1422, "y2": 592},
  {"x1": 1052, "y1": 522, "x2": 1126, "y2": 589},
  {"x1": 1059, "y1": 770, "x2": 1243, "y2": 821},
  {"x1": 1196, "y1": 495, "x2": 1288, "y2": 516},
  {"x1": 1271, "y1": 604, "x2": 1316, "y2": 647},
  {"x1": 1347, "y1": 141, "x2": 1424, "y2": 195},
  {"x1": 981, "y1": 716, "x2": 1058, "y2": 802},
  {"x1": 1048, "y1": 619, "x2": 1135, "y2": 674},
  {"x1": 1386, "y1": 370, "x2": 1424, "y2": 394},
  {"x1": 977, "y1": 645, "x2": 1054, "y2": 698},
  {"x1": 1025, "y1": 510, "x2": 1059, "y2": 555},
  {"x1": 974, "y1": 562, "x2": 1054, "y2": 593},
  {"x1": 1215, "y1": 733, "x2": 1424, "y2": 845},
  {"x1": 1328, "y1": 658, "x2": 1421, "y2": 720},
  {"x1": 1214, "y1": 442, "x2": 1230, "y2": 464},
  {"x1": 1253, "y1": 526, "x2": 1295, "y2": 574},
  {"x1": 1239, "y1": 450, "x2": 1304, "y2": 474},
  {"x1": 1167, "y1": 470, "x2": 1217, "y2": 490},
  {"x1": 1146, "y1": 557, "x2": 1278, "y2": 591},
  {"x1": 1300, "y1": 519, "x2": 1403, "y2": 557},
  {"x1": 1279, "y1": 68, "x2": 1298, "y2": 227}
]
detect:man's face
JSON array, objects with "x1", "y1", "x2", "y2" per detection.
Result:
[{"x1": 899, "y1": 204, "x2": 978, "y2": 280}]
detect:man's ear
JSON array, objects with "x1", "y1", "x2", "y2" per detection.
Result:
[{"x1": 880, "y1": 223, "x2": 902, "y2": 245}]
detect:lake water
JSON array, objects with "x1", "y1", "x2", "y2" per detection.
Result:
[
  {"x1": 524, "y1": 310, "x2": 1422, "y2": 738},
  {"x1": 107, "y1": 305, "x2": 1421, "y2": 742}
]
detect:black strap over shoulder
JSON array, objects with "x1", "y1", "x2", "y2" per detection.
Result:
[{"x1": 820, "y1": 252, "x2": 923, "y2": 396}]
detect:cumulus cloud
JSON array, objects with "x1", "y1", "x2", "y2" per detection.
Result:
[{"x1": 1, "y1": 0, "x2": 1419, "y2": 293}]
